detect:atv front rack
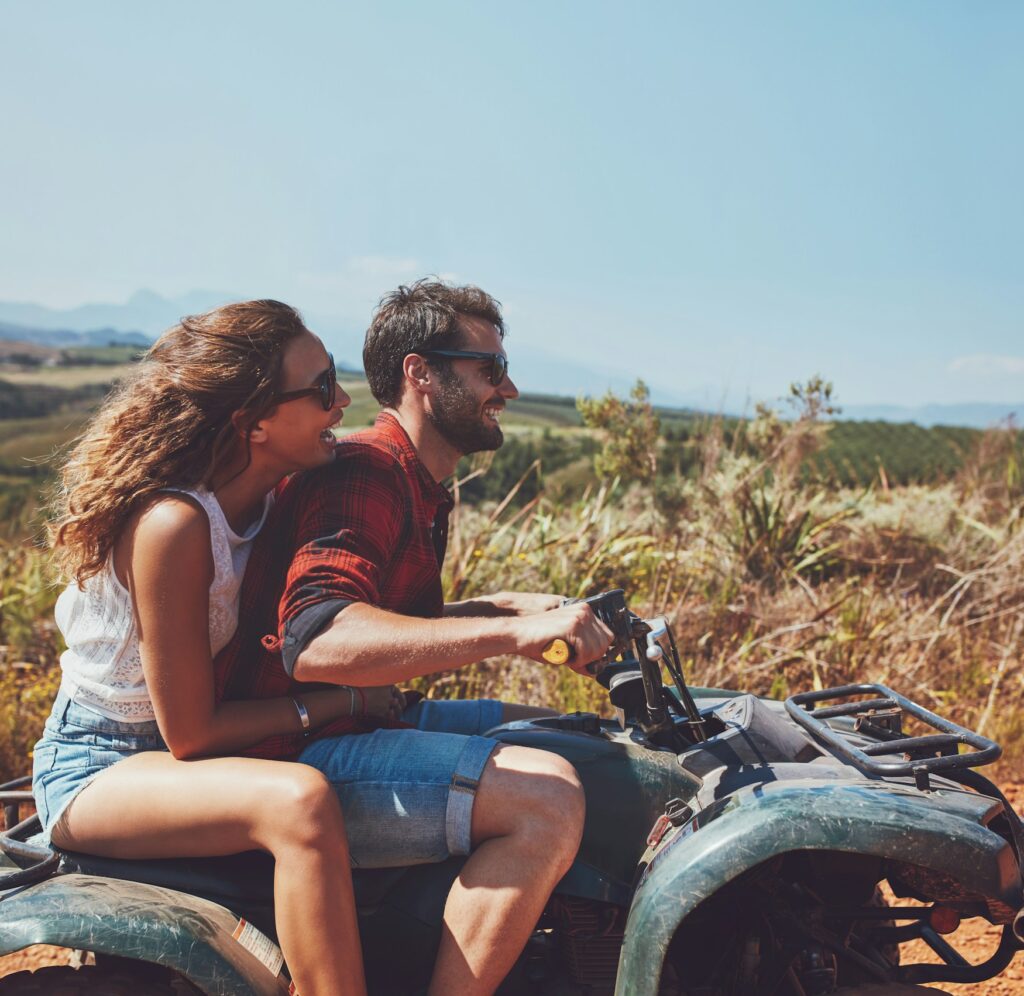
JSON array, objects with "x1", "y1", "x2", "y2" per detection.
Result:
[{"x1": 785, "y1": 683, "x2": 1001, "y2": 790}]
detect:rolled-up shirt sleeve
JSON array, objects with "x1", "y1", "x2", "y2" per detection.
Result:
[{"x1": 278, "y1": 449, "x2": 407, "y2": 675}]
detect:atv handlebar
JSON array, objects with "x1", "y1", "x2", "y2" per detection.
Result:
[{"x1": 565, "y1": 590, "x2": 708, "y2": 746}]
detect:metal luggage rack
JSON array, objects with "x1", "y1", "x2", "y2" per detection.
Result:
[{"x1": 785, "y1": 683, "x2": 1001, "y2": 791}]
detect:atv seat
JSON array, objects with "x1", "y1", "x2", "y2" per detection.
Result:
[
  {"x1": 55, "y1": 846, "x2": 465, "y2": 961},
  {"x1": 57, "y1": 848, "x2": 411, "y2": 910}
]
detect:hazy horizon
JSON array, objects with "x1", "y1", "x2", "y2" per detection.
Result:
[{"x1": 2, "y1": 286, "x2": 1021, "y2": 428}]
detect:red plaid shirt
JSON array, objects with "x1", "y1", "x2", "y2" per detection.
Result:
[{"x1": 213, "y1": 412, "x2": 454, "y2": 759}]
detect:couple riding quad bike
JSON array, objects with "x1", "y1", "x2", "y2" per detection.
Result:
[{"x1": 2, "y1": 588, "x2": 1023, "y2": 995}]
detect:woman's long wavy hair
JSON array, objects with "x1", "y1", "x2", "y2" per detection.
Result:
[{"x1": 51, "y1": 299, "x2": 310, "y2": 584}]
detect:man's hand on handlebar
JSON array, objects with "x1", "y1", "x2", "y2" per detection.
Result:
[
  {"x1": 489, "y1": 591, "x2": 564, "y2": 616},
  {"x1": 513, "y1": 602, "x2": 614, "y2": 674},
  {"x1": 444, "y1": 590, "x2": 564, "y2": 618}
]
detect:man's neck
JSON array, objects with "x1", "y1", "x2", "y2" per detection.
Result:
[{"x1": 384, "y1": 407, "x2": 462, "y2": 483}]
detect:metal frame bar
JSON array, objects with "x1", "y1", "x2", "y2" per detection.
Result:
[
  {"x1": 0, "y1": 776, "x2": 60, "y2": 890},
  {"x1": 785, "y1": 683, "x2": 1000, "y2": 782}
]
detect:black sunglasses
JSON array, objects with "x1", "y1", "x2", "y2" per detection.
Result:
[
  {"x1": 421, "y1": 350, "x2": 509, "y2": 387},
  {"x1": 271, "y1": 354, "x2": 337, "y2": 411}
]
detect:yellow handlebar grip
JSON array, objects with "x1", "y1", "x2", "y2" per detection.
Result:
[{"x1": 541, "y1": 638, "x2": 572, "y2": 665}]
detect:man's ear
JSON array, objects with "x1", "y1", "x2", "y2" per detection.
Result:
[
  {"x1": 231, "y1": 409, "x2": 268, "y2": 444},
  {"x1": 402, "y1": 354, "x2": 435, "y2": 396}
]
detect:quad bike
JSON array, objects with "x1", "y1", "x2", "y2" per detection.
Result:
[{"x1": 1, "y1": 588, "x2": 1023, "y2": 994}]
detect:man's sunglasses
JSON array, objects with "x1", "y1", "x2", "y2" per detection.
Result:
[
  {"x1": 421, "y1": 350, "x2": 509, "y2": 387},
  {"x1": 271, "y1": 354, "x2": 337, "y2": 411}
]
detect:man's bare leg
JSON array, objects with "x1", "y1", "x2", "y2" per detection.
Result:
[{"x1": 428, "y1": 745, "x2": 585, "y2": 995}]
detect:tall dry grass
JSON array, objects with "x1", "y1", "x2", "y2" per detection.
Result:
[
  {"x1": 432, "y1": 399, "x2": 1024, "y2": 770},
  {"x1": 0, "y1": 543, "x2": 62, "y2": 781},
  {"x1": 1, "y1": 394, "x2": 1021, "y2": 781}
]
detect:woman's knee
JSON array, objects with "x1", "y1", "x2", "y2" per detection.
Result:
[{"x1": 260, "y1": 766, "x2": 346, "y2": 851}]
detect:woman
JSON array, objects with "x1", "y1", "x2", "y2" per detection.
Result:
[{"x1": 33, "y1": 300, "x2": 382, "y2": 996}]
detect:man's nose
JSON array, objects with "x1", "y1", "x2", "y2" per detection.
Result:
[
  {"x1": 500, "y1": 373, "x2": 519, "y2": 400},
  {"x1": 335, "y1": 382, "x2": 352, "y2": 409}
]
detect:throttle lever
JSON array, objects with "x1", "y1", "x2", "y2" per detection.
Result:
[{"x1": 541, "y1": 639, "x2": 572, "y2": 666}]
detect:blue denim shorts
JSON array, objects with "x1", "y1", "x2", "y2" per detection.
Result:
[
  {"x1": 400, "y1": 696, "x2": 503, "y2": 736},
  {"x1": 298, "y1": 698, "x2": 503, "y2": 868},
  {"x1": 32, "y1": 689, "x2": 168, "y2": 846}
]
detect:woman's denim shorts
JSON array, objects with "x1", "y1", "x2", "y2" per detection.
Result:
[{"x1": 32, "y1": 689, "x2": 168, "y2": 846}]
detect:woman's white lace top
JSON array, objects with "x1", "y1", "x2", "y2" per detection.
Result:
[{"x1": 55, "y1": 487, "x2": 272, "y2": 722}]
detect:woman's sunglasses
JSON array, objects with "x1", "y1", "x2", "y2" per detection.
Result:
[
  {"x1": 271, "y1": 354, "x2": 337, "y2": 411},
  {"x1": 421, "y1": 350, "x2": 509, "y2": 387}
]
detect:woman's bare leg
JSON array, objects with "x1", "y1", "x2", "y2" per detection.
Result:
[{"x1": 53, "y1": 752, "x2": 365, "y2": 996}]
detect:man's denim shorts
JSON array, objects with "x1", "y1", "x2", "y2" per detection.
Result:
[
  {"x1": 299, "y1": 697, "x2": 504, "y2": 868},
  {"x1": 31, "y1": 689, "x2": 168, "y2": 846}
]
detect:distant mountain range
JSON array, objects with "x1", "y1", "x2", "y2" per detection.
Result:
[
  {"x1": 0, "y1": 320, "x2": 149, "y2": 349},
  {"x1": 0, "y1": 290, "x2": 370, "y2": 373},
  {"x1": 0, "y1": 290, "x2": 227, "y2": 339},
  {"x1": 837, "y1": 403, "x2": 1021, "y2": 429},
  {"x1": 0, "y1": 290, "x2": 688, "y2": 404},
  {"x1": 1, "y1": 292, "x2": 1021, "y2": 430}
]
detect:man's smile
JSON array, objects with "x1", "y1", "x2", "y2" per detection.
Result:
[{"x1": 319, "y1": 410, "x2": 344, "y2": 447}]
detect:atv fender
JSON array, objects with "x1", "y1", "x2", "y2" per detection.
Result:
[
  {"x1": 615, "y1": 780, "x2": 1021, "y2": 996},
  {"x1": 0, "y1": 874, "x2": 288, "y2": 995}
]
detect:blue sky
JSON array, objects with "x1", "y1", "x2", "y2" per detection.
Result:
[{"x1": 2, "y1": 1, "x2": 1021, "y2": 409}]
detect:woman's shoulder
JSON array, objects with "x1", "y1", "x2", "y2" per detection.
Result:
[
  {"x1": 125, "y1": 492, "x2": 212, "y2": 550},
  {"x1": 111, "y1": 491, "x2": 215, "y2": 589}
]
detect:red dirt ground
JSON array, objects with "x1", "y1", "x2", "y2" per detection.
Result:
[{"x1": 890, "y1": 780, "x2": 1024, "y2": 994}]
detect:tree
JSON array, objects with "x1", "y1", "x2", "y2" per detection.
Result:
[{"x1": 577, "y1": 379, "x2": 660, "y2": 485}]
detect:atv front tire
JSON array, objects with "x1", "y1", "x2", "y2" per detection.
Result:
[{"x1": 0, "y1": 964, "x2": 201, "y2": 994}]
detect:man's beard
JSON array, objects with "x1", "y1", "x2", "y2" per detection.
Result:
[{"x1": 427, "y1": 368, "x2": 504, "y2": 456}]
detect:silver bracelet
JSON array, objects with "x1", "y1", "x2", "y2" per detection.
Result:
[
  {"x1": 338, "y1": 685, "x2": 356, "y2": 717},
  {"x1": 291, "y1": 697, "x2": 311, "y2": 735}
]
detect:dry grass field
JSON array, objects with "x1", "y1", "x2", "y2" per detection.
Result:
[
  {"x1": 1, "y1": 373, "x2": 1022, "y2": 988},
  {"x1": 0, "y1": 363, "x2": 138, "y2": 388}
]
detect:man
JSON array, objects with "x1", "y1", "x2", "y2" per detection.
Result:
[{"x1": 216, "y1": 280, "x2": 613, "y2": 995}]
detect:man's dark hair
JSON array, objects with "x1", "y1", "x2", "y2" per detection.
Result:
[{"x1": 363, "y1": 279, "x2": 505, "y2": 406}]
